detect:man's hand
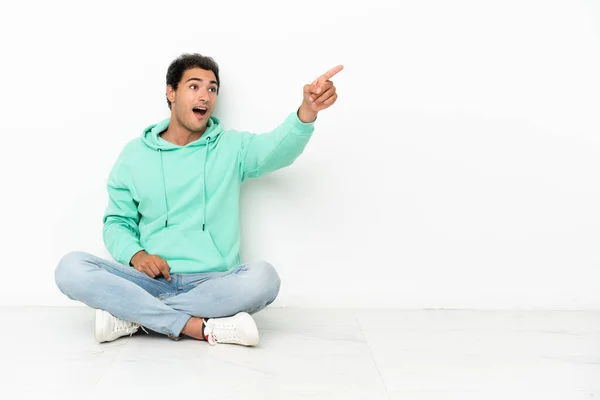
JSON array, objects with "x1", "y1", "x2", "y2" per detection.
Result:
[
  {"x1": 130, "y1": 250, "x2": 171, "y2": 281},
  {"x1": 298, "y1": 64, "x2": 344, "y2": 123}
]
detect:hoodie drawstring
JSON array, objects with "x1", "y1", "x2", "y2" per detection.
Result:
[
  {"x1": 159, "y1": 149, "x2": 169, "y2": 227},
  {"x1": 202, "y1": 136, "x2": 210, "y2": 231}
]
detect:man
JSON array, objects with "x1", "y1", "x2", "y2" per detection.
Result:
[{"x1": 55, "y1": 53, "x2": 342, "y2": 346}]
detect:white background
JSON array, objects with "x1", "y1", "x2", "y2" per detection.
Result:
[{"x1": 1, "y1": 0, "x2": 599, "y2": 309}]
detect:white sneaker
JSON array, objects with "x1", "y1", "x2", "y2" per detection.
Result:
[
  {"x1": 95, "y1": 309, "x2": 140, "y2": 343},
  {"x1": 204, "y1": 312, "x2": 259, "y2": 346}
]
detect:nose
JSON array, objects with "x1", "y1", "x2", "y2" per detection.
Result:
[{"x1": 197, "y1": 87, "x2": 209, "y2": 102}]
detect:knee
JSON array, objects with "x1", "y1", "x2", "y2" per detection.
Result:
[
  {"x1": 246, "y1": 260, "x2": 281, "y2": 303},
  {"x1": 54, "y1": 251, "x2": 91, "y2": 294}
]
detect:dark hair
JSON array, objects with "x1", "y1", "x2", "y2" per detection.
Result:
[{"x1": 165, "y1": 53, "x2": 220, "y2": 109}]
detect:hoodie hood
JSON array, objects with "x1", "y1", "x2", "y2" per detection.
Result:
[{"x1": 141, "y1": 116, "x2": 223, "y2": 150}]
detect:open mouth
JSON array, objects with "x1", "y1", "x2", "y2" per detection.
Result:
[{"x1": 193, "y1": 106, "x2": 208, "y2": 118}]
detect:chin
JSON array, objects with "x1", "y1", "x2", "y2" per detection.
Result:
[{"x1": 196, "y1": 122, "x2": 209, "y2": 133}]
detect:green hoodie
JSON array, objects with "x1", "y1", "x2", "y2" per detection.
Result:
[{"x1": 102, "y1": 111, "x2": 314, "y2": 274}]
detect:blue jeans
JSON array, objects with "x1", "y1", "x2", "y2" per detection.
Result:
[{"x1": 54, "y1": 251, "x2": 281, "y2": 338}]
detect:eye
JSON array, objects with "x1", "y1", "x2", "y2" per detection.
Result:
[
  {"x1": 209, "y1": 87, "x2": 217, "y2": 93},
  {"x1": 190, "y1": 84, "x2": 197, "y2": 90}
]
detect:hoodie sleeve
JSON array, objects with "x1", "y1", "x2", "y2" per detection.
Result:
[
  {"x1": 239, "y1": 110, "x2": 315, "y2": 181},
  {"x1": 102, "y1": 154, "x2": 144, "y2": 266}
]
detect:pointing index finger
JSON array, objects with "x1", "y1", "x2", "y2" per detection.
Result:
[
  {"x1": 160, "y1": 259, "x2": 171, "y2": 281},
  {"x1": 319, "y1": 64, "x2": 344, "y2": 82}
]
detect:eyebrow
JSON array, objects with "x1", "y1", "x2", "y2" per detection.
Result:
[{"x1": 186, "y1": 77, "x2": 218, "y2": 86}]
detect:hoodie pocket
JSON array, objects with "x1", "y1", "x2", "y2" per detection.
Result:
[{"x1": 143, "y1": 227, "x2": 226, "y2": 270}]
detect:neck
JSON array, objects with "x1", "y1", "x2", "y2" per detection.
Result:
[{"x1": 160, "y1": 117, "x2": 207, "y2": 146}]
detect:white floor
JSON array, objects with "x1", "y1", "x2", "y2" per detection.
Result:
[{"x1": 2, "y1": 307, "x2": 599, "y2": 399}]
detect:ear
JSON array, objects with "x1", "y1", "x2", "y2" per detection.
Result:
[{"x1": 166, "y1": 85, "x2": 176, "y2": 104}]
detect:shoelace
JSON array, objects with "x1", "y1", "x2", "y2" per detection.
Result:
[
  {"x1": 205, "y1": 322, "x2": 240, "y2": 345},
  {"x1": 113, "y1": 317, "x2": 148, "y2": 337},
  {"x1": 114, "y1": 318, "x2": 138, "y2": 332}
]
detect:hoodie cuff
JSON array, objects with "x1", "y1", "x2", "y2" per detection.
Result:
[
  {"x1": 119, "y1": 243, "x2": 145, "y2": 266},
  {"x1": 287, "y1": 110, "x2": 316, "y2": 136}
]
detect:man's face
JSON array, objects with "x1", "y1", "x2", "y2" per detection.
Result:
[{"x1": 167, "y1": 67, "x2": 218, "y2": 134}]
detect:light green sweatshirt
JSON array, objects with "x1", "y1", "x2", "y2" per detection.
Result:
[{"x1": 102, "y1": 111, "x2": 314, "y2": 273}]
